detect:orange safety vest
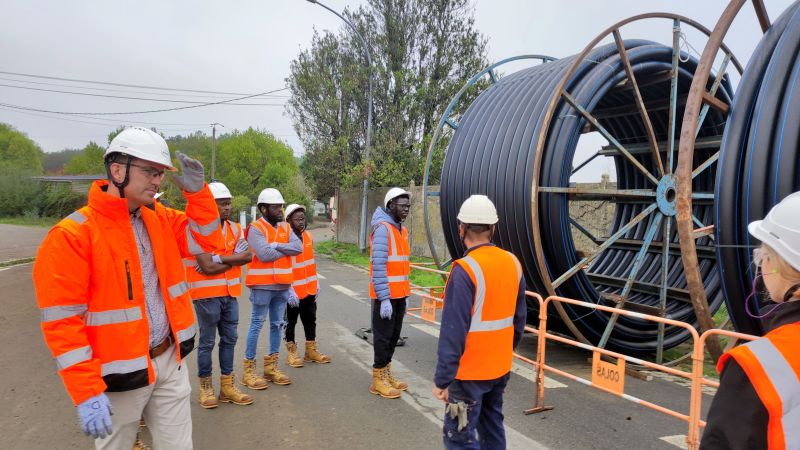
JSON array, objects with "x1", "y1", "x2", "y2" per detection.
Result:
[
  {"x1": 452, "y1": 245, "x2": 522, "y2": 380},
  {"x1": 717, "y1": 322, "x2": 800, "y2": 449},
  {"x1": 33, "y1": 180, "x2": 223, "y2": 405},
  {"x1": 245, "y1": 218, "x2": 293, "y2": 286},
  {"x1": 291, "y1": 230, "x2": 318, "y2": 299},
  {"x1": 369, "y1": 221, "x2": 410, "y2": 300},
  {"x1": 185, "y1": 220, "x2": 244, "y2": 300}
]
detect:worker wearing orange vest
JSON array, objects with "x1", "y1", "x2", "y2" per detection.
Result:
[
  {"x1": 33, "y1": 127, "x2": 223, "y2": 449},
  {"x1": 186, "y1": 181, "x2": 254, "y2": 409},
  {"x1": 702, "y1": 193, "x2": 800, "y2": 450},
  {"x1": 242, "y1": 188, "x2": 302, "y2": 389},
  {"x1": 432, "y1": 195, "x2": 527, "y2": 450},
  {"x1": 284, "y1": 204, "x2": 332, "y2": 367},
  {"x1": 369, "y1": 187, "x2": 412, "y2": 399}
]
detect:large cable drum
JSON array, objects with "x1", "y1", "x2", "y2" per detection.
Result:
[
  {"x1": 438, "y1": 15, "x2": 739, "y2": 355},
  {"x1": 715, "y1": 0, "x2": 800, "y2": 336}
]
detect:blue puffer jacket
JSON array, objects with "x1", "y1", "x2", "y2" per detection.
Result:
[{"x1": 370, "y1": 206, "x2": 402, "y2": 301}]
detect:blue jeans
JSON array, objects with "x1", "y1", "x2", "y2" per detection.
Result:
[
  {"x1": 193, "y1": 296, "x2": 239, "y2": 378},
  {"x1": 443, "y1": 374, "x2": 510, "y2": 450},
  {"x1": 245, "y1": 289, "x2": 289, "y2": 359}
]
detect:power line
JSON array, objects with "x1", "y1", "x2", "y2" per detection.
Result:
[
  {"x1": 0, "y1": 70, "x2": 273, "y2": 96},
  {"x1": 0, "y1": 106, "x2": 205, "y2": 131},
  {"x1": 0, "y1": 76, "x2": 289, "y2": 100},
  {"x1": 0, "y1": 87, "x2": 288, "y2": 116},
  {"x1": 0, "y1": 83, "x2": 286, "y2": 105}
]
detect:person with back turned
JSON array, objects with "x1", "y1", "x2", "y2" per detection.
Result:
[
  {"x1": 701, "y1": 192, "x2": 800, "y2": 450},
  {"x1": 432, "y1": 195, "x2": 527, "y2": 450}
]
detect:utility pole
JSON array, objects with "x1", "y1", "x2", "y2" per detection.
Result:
[{"x1": 210, "y1": 122, "x2": 224, "y2": 180}]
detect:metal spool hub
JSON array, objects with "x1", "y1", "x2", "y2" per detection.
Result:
[{"x1": 426, "y1": 13, "x2": 743, "y2": 359}]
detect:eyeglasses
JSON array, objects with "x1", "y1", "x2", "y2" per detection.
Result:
[
  {"x1": 394, "y1": 203, "x2": 411, "y2": 210},
  {"x1": 130, "y1": 163, "x2": 166, "y2": 180}
]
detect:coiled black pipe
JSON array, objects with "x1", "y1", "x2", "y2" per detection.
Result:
[
  {"x1": 441, "y1": 40, "x2": 732, "y2": 354},
  {"x1": 716, "y1": 0, "x2": 800, "y2": 336}
]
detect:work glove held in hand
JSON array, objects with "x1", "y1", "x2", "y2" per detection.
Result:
[
  {"x1": 77, "y1": 393, "x2": 114, "y2": 439},
  {"x1": 171, "y1": 152, "x2": 205, "y2": 193},
  {"x1": 288, "y1": 292, "x2": 300, "y2": 308},
  {"x1": 379, "y1": 299, "x2": 393, "y2": 319},
  {"x1": 234, "y1": 239, "x2": 249, "y2": 254}
]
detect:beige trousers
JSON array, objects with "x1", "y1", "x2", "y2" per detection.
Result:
[{"x1": 95, "y1": 343, "x2": 192, "y2": 450}]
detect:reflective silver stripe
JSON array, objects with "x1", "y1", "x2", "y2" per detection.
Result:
[
  {"x1": 168, "y1": 281, "x2": 189, "y2": 299},
  {"x1": 292, "y1": 275, "x2": 318, "y2": 286},
  {"x1": 294, "y1": 258, "x2": 317, "y2": 268},
  {"x1": 185, "y1": 227, "x2": 203, "y2": 254},
  {"x1": 85, "y1": 307, "x2": 142, "y2": 326},
  {"x1": 183, "y1": 258, "x2": 196, "y2": 267},
  {"x1": 176, "y1": 323, "x2": 196, "y2": 343},
  {"x1": 248, "y1": 268, "x2": 293, "y2": 276},
  {"x1": 101, "y1": 355, "x2": 148, "y2": 376},
  {"x1": 188, "y1": 279, "x2": 228, "y2": 290},
  {"x1": 387, "y1": 255, "x2": 410, "y2": 262},
  {"x1": 56, "y1": 345, "x2": 92, "y2": 370},
  {"x1": 188, "y1": 219, "x2": 220, "y2": 237},
  {"x1": 41, "y1": 304, "x2": 87, "y2": 322},
  {"x1": 461, "y1": 256, "x2": 514, "y2": 333},
  {"x1": 386, "y1": 275, "x2": 409, "y2": 283},
  {"x1": 745, "y1": 339, "x2": 800, "y2": 448},
  {"x1": 66, "y1": 211, "x2": 87, "y2": 225},
  {"x1": 227, "y1": 278, "x2": 241, "y2": 287},
  {"x1": 382, "y1": 223, "x2": 398, "y2": 256}
]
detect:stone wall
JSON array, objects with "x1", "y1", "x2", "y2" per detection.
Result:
[{"x1": 335, "y1": 176, "x2": 615, "y2": 259}]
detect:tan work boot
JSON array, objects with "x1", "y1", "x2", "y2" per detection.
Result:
[
  {"x1": 304, "y1": 340, "x2": 332, "y2": 364},
  {"x1": 198, "y1": 376, "x2": 219, "y2": 409},
  {"x1": 386, "y1": 362, "x2": 408, "y2": 391},
  {"x1": 263, "y1": 353, "x2": 292, "y2": 385},
  {"x1": 219, "y1": 373, "x2": 254, "y2": 405},
  {"x1": 133, "y1": 435, "x2": 150, "y2": 450},
  {"x1": 286, "y1": 341, "x2": 304, "y2": 368},
  {"x1": 369, "y1": 367, "x2": 401, "y2": 399},
  {"x1": 241, "y1": 358, "x2": 269, "y2": 390}
]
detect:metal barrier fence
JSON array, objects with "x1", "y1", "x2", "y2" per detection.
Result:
[{"x1": 407, "y1": 264, "x2": 762, "y2": 450}]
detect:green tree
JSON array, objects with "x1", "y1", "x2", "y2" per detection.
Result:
[
  {"x1": 0, "y1": 123, "x2": 44, "y2": 175},
  {"x1": 63, "y1": 142, "x2": 106, "y2": 175},
  {"x1": 287, "y1": 0, "x2": 488, "y2": 198}
]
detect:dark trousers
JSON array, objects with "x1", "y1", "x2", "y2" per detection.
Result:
[
  {"x1": 443, "y1": 374, "x2": 510, "y2": 450},
  {"x1": 371, "y1": 297, "x2": 406, "y2": 368},
  {"x1": 193, "y1": 296, "x2": 239, "y2": 378},
  {"x1": 285, "y1": 295, "x2": 317, "y2": 342}
]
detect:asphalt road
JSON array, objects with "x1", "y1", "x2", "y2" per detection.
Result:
[{"x1": 1, "y1": 226, "x2": 715, "y2": 449}]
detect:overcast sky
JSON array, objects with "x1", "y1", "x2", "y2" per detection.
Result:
[{"x1": 0, "y1": 0, "x2": 793, "y2": 180}]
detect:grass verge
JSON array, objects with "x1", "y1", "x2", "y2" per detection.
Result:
[
  {"x1": 0, "y1": 257, "x2": 36, "y2": 268},
  {"x1": 0, "y1": 216, "x2": 59, "y2": 227},
  {"x1": 315, "y1": 240, "x2": 445, "y2": 288}
]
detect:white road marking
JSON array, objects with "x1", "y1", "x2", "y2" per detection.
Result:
[
  {"x1": 331, "y1": 284, "x2": 368, "y2": 304},
  {"x1": 409, "y1": 323, "x2": 567, "y2": 389},
  {"x1": 0, "y1": 262, "x2": 33, "y2": 272},
  {"x1": 331, "y1": 322, "x2": 548, "y2": 450},
  {"x1": 659, "y1": 435, "x2": 688, "y2": 449},
  {"x1": 317, "y1": 273, "x2": 326, "y2": 280}
]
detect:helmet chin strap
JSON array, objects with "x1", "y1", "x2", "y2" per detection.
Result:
[{"x1": 111, "y1": 158, "x2": 133, "y2": 198}]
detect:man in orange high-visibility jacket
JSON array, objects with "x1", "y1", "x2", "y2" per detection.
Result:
[
  {"x1": 284, "y1": 204, "x2": 332, "y2": 368},
  {"x1": 702, "y1": 192, "x2": 800, "y2": 450},
  {"x1": 33, "y1": 127, "x2": 223, "y2": 450},
  {"x1": 368, "y1": 187, "x2": 412, "y2": 399},
  {"x1": 187, "y1": 181, "x2": 254, "y2": 409},
  {"x1": 432, "y1": 195, "x2": 527, "y2": 450},
  {"x1": 242, "y1": 188, "x2": 302, "y2": 389}
]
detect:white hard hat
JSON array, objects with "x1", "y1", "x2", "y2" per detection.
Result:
[
  {"x1": 748, "y1": 191, "x2": 800, "y2": 271},
  {"x1": 285, "y1": 203, "x2": 306, "y2": 220},
  {"x1": 209, "y1": 182, "x2": 232, "y2": 200},
  {"x1": 105, "y1": 127, "x2": 175, "y2": 170},
  {"x1": 384, "y1": 187, "x2": 411, "y2": 208},
  {"x1": 457, "y1": 195, "x2": 499, "y2": 225},
  {"x1": 257, "y1": 188, "x2": 285, "y2": 205}
]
